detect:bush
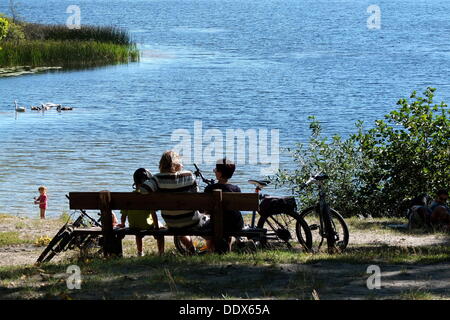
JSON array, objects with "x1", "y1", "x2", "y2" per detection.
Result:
[
  {"x1": 0, "y1": 17, "x2": 9, "y2": 42},
  {"x1": 273, "y1": 117, "x2": 367, "y2": 217},
  {"x1": 273, "y1": 88, "x2": 450, "y2": 217},
  {"x1": 357, "y1": 87, "x2": 450, "y2": 216},
  {"x1": 4, "y1": 20, "x2": 25, "y2": 43},
  {"x1": 34, "y1": 235, "x2": 52, "y2": 247}
]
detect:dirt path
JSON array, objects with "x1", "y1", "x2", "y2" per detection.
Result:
[
  {"x1": 283, "y1": 261, "x2": 450, "y2": 299},
  {"x1": 350, "y1": 229, "x2": 450, "y2": 247}
]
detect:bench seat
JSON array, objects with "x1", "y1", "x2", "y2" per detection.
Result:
[{"x1": 73, "y1": 226, "x2": 266, "y2": 238}]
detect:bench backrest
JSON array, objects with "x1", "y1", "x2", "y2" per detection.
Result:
[{"x1": 69, "y1": 191, "x2": 259, "y2": 211}]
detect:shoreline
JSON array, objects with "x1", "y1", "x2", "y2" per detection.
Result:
[{"x1": 0, "y1": 66, "x2": 62, "y2": 77}]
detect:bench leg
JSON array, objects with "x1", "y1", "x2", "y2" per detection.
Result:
[
  {"x1": 115, "y1": 236, "x2": 123, "y2": 257},
  {"x1": 103, "y1": 235, "x2": 123, "y2": 257},
  {"x1": 213, "y1": 237, "x2": 229, "y2": 254},
  {"x1": 212, "y1": 189, "x2": 228, "y2": 254}
]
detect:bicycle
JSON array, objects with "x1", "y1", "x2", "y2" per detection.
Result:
[
  {"x1": 174, "y1": 164, "x2": 313, "y2": 254},
  {"x1": 298, "y1": 173, "x2": 349, "y2": 253},
  {"x1": 36, "y1": 195, "x2": 103, "y2": 263},
  {"x1": 248, "y1": 179, "x2": 312, "y2": 251}
]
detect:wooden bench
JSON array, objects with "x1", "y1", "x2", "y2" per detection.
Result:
[{"x1": 69, "y1": 189, "x2": 263, "y2": 254}]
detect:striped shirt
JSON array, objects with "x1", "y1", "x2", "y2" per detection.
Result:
[{"x1": 139, "y1": 170, "x2": 200, "y2": 229}]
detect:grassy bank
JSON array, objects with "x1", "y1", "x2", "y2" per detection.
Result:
[{"x1": 0, "y1": 17, "x2": 139, "y2": 69}]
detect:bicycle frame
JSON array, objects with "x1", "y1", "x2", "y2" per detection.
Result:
[
  {"x1": 250, "y1": 185, "x2": 263, "y2": 228},
  {"x1": 301, "y1": 174, "x2": 337, "y2": 252},
  {"x1": 65, "y1": 194, "x2": 101, "y2": 228}
]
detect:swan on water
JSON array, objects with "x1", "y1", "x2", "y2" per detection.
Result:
[{"x1": 14, "y1": 100, "x2": 26, "y2": 112}]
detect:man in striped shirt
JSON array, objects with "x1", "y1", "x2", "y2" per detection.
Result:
[{"x1": 139, "y1": 151, "x2": 207, "y2": 230}]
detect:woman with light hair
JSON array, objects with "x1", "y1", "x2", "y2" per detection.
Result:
[{"x1": 139, "y1": 151, "x2": 210, "y2": 252}]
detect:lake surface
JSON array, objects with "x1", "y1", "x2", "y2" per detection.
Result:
[{"x1": 1, "y1": 0, "x2": 450, "y2": 217}]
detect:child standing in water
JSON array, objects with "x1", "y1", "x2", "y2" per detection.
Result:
[{"x1": 34, "y1": 186, "x2": 48, "y2": 219}]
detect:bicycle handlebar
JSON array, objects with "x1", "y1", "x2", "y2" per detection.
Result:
[
  {"x1": 300, "y1": 173, "x2": 329, "y2": 189},
  {"x1": 193, "y1": 163, "x2": 215, "y2": 185}
]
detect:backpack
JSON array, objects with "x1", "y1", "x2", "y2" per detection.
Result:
[
  {"x1": 408, "y1": 206, "x2": 430, "y2": 229},
  {"x1": 259, "y1": 196, "x2": 297, "y2": 217}
]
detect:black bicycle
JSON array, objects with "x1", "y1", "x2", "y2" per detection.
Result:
[
  {"x1": 36, "y1": 195, "x2": 103, "y2": 263},
  {"x1": 174, "y1": 164, "x2": 313, "y2": 254},
  {"x1": 248, "y1": 179, "x2": 312, "y2": 251},
  {"x1": 298, "y1": 174, "x2": 349, "y2": 253}
]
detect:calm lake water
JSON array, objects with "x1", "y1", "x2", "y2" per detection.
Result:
[{"x1": 1, "y1": 0, "x2": 450, "y2": 217}]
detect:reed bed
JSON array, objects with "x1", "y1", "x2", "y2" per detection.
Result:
[
  {"x1": 0, "y1": 20, "x2": 140, "y2": 68},
  {"x1": 21, "y1": 24, "x2": 133, "y2": 45},
  {"x1": 0, "y1": 40, "x2": 139, "y2": 67}
]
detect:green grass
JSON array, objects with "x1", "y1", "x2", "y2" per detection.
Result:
[
  {"x1": 309, "y1": 245, "x2": 450, "y2": 265},
  {"x1": 59, "y1": 211, "x2": 72, "y2": 224},
  {"x1": 0, "y1": 214, "x2": 12, "y2": 221},
  {"x1": 14, "y1": 221, "x2": 26, "y2": 230},
  {"x1": 0, "y1": 231, "x2": 32, "y2": 247},
  {"x1": 399, "y1": 289, "x2": 437, "y2": 300}
]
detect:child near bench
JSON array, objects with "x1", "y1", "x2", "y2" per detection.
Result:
[
  {"x1": 34, "y1": 186, "x2": 48, "y2": 219},
  {"x1": 116, "y1": 168, "x2": 165, "y2": 256}
]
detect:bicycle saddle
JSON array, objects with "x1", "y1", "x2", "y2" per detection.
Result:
[{"x1": 248, "y1": 180, "x2": 271, "y2": 188}]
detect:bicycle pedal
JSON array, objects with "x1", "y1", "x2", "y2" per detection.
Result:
[{"x1": 309, "y1": 224, "x2": 320, "y2": 231}]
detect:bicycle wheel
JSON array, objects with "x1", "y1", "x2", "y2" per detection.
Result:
[
  {"x1": 36, "y1": 226, "x2": 73, "y2": 263},
  {"x1": 300, "y1": 206, "x2": 349, "y2": 252},
  {"x1": 256, "y1": 211, "x2": 312, "y2": 251},
  {"x1": 174, "y1": 235, "x2": 209, "y2": 255}
]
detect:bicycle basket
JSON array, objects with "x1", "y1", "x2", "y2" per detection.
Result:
[{"x1": 259, "y1": 196, "x2": 297, "y2": 217}]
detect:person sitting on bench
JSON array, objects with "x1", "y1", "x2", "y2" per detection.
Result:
[
  {"x1": 139, "y1": 151, "x2": 209, "y2": 251},
  {"x1": 116, "y1": 168, "x2": 165, "y2": 256},
  {"x1": 204, "y1": 158, "x2": 243, "y2": 250}
]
